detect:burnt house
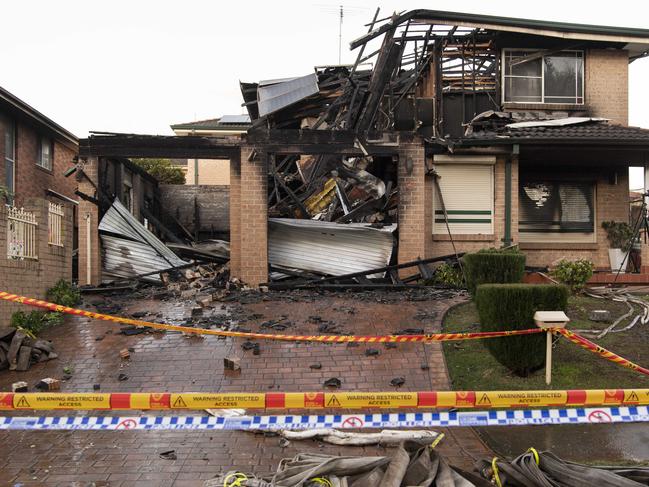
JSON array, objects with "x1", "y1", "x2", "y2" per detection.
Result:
[{"x1": 78, "y1": 10, "x2": 649, "y2": 286}]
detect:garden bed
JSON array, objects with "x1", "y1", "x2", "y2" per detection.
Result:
[{"x1": 442, "y1": 294, "x2": 649, "y2": 390}]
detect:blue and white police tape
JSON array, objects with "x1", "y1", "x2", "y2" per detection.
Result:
[{"x1": 1, "y1": 406, "x2": 648, "y2": 430}]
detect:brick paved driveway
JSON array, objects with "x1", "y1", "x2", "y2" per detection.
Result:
[{"x1": 0, "y1": 288, "x2": 491, "y2": 486}]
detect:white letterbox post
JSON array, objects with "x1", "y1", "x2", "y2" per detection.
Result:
[{"x1": 533, "y1": 311, "x2": 570, "y2": 385}]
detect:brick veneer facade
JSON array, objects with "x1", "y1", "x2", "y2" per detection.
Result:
[
  {"x1": 0, "y1": 118, "x2": 77, "y2": 207},
  {"x1": 0, "y1": 198, "x2": 74, "y2": 323},
  {"x1": 586, "y1": 49, "x2": 629, "y2": 126},
  {"x1": 229, "y1": 146, "x2": 268, "y2": 286}
]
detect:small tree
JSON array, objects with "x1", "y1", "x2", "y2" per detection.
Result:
[{"x1": 131, "y1": 158, "x2": 185, "y2": 184}]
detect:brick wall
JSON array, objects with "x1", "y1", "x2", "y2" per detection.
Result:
[
  {"x1": 12, "y1": 122, "x2": 77, "y2": 206},
  {"x1": 397, "y1": 140, "x2": 429, "y2": 276},
  {"x1": 0, "y1": 197, "x2": 74, "y2": 323},
  {"x1": 237, "y1": 148, "x2": 268, "y2": 286},
  {"x1": 158, "y1": 184, "x2": 229, "y2": 238},
  {"x1": 585, "y1": 49, "x2": 629, "y2": 126}
]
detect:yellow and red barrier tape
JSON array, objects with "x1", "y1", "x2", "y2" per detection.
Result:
[
  {"x1": 1, "y1": 291, "x2": 649, "y2": 377},
  {"x1": 0, "y1": 291, "x2": 543, "y2": 343},
  {"x1": 1, "y1": 389, "x2": 649, "y2": 410}
]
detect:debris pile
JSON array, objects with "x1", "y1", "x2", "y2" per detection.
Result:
[
  {"x1": 159, "y1": 262, "x2": 233, "y2": 302},
  {"x1": 0, "y1": 327, "x2": 58, "y2": 372}
]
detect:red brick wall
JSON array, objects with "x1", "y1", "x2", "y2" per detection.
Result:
[
  {"x1": 11, "y1": 121, "x2": 77, "y2": 206},
  {"x1": 0, "y1": 198, "x2": 74, "y2": 323}
]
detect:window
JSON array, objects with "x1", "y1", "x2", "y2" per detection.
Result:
[
  {"x1": 48, "y1": 202, "x2": 64, "y2": 246},
  {"x1": 4, "y1": 119, "x2": 15, "y2": 200},
  {"x1": 519, "y1": 180, "x2": 595, "y2": 242},
  {"x1": 433, "y1": 163, "x2": 494, "y2": 235},
  {"x1": 37, "y1": 137, "x2": 53, "y2": 170},
  {"x1": 7, "y1": 206, "x2": 38, "y2": 260},
  {"x1": 503, "y1": 50, "x2": 584, "y2": 104},
  {"x1": 123, "y1": 169, "x2": 133, "y2": 213}
]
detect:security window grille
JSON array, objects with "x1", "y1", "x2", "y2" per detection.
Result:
[
  {"x1": 38, "y1": 137, "x2": 53, "y2": 170},
  {"x1": 48, "y1": 202, "x2": 64, "y2": 246},
  {"x1": 7, "y1": 206, "x2": 38, "y2": 260},
  {"x1": 503, "y1": 50, "x2": 584, "y2": 104},
  {"x1": 433, "y1": 164, "x2": 494, "y2": 234},
  {"x1": 519, "y1": 181, "x2": 594, "y2": 233}
]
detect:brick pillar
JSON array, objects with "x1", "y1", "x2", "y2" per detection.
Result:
[
  {"x1": 229, "y1": 152, "x2": 241, "y2": 278},
  {"x1": 398, "y1": 140, "x2": 428, "y2": 277},
  {"x1": 77, "y1": 156, "x2": 101, "y2": 285}
]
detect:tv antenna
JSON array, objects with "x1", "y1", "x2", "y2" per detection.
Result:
[{"x1": 314, "y1": 4, "x2": 369, "y2": 65}]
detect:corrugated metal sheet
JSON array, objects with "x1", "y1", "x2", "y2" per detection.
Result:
[
  {"x1": 219, "y1": 114, "x2": 251, "y2": 124},
  {"x1": 99, "y1": 199, "x2": 186, "y2": 282},
  {"x1": 268, "y1": 218, "x2": 396, "y2": 277},
  {"x1": 257, "y1": 73, "x2": 319, "y2": 117}
]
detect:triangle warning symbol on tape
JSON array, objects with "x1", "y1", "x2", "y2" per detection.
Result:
[
  {"x1": 326, "y1": 395, "x2": 341, "y2": 407},
  {"x1": 477, "y1": 393, "x2": 491, "y2": 405},
  {"x1": 16, "y1": 396, "x2": 31, "y2": 408},
  {"x1": 627, "y1": 391, "x2": 639, "y2": 402},
  {"x1": 172, "y1": 396, "x2": 187, "y2": 408}
]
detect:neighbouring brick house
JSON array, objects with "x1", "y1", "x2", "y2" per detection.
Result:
[
  {"x1": 0, "y1": 86, "x2": 78, "y2": 322},
  {"x1": 77, "y1": 11, "x2": 649, "y2": 286}
]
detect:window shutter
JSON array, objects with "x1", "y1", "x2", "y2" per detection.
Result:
[{"x1": 433, "y1": 164, "x2": 493, "y2": 234}]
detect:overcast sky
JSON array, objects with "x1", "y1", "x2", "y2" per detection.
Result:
[{"x1": 3, "y1": 0, "x2": 649, "y2": 185}]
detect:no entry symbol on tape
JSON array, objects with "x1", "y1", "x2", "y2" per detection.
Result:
[
  {"x1": 588, "y1": 410, "x2": 612, "y2": 423},
  {"x1": 342, "y1": 416, "x2": 364, "y2": 428}
]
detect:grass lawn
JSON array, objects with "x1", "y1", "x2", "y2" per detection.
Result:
[{"x1": 442, "y1": 294, "x2": 649, "y2": 390}]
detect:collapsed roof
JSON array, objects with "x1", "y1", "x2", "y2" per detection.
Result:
[{"x1": 240, "y1": 9, "x2": 649, "y2": 139}]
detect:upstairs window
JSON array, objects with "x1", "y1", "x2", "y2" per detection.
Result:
[
  {"x1": 503, "y1": 50, "x2": 584, "y2": 104},
  {"x1": 37, "y1": 137, "x2": 53, "y2": 170}
]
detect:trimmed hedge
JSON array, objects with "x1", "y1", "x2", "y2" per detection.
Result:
[
  {"x1": 475, "y1": 284, "x2": 569, "y2": 376},
  {"x1": 463, "y1": 248, "x2": 526, "y2": 295}
]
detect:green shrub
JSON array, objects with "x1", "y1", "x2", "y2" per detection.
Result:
[
  {"x1": 46, "y1": 279, "x2": 81, "y2": 307},
  {"x1": 551, "y1": 259, "x2": 594, "y2": 293},
  {"x1": 602, "y1": 221, "x2": 634, "y2": 251},
  {"x1": 430, "y1": 262, "x2": 465, "y2": 288},
  {"x1": 11, "y1": 310, "x2": 64, "y2": 336},
  {"x1": 475, "y1": 284, "x2": 568, "y2": 376},
  {"x1": 463, "y1": 248, "x2": 526, "y2": 295}
]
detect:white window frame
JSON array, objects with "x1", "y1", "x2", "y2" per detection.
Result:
[
  {"x1": 432, "y1": 157, "x2": 495, "y2": 236},
  {"x1": 4, "y1": 119, "x2": 15, "y2": 199},
  {"x1": 37, "y1": 136, "x2": 53, "y2": 170},
  {"x1": 7, "y1": 206, "x2": 38, "y2": 260},
  {"x1": 501, "y1": 49, "x2": 585, "y2": 105}
]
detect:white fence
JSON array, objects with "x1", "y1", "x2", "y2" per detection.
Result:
[
  {"x1": 7, "y1": 206, "x2": 38, "y2": 260},
  {"x1": 48, "y1": 202, "x2": 64, "y2": 246}
]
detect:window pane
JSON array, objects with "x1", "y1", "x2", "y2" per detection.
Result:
[
  {"x1": 505, "y1": 77, "x2": 542, "y2": 102},
  {"x1": 544, "y1": 52, "x2": 583, "y2": 103},
  {"x1": 4, "y1": 120, "x2": 15, "y2": 159},
  {"x1": 5, "y1": 159, "x2": 14, "y2": 194},
  {"x1": 40, "y1": 138, "x2": 52, "y2": 169},
  {"x1": 519, "y1": 181, "x2": 594, "y2": 232},
  {"x1": 505, "y1": 51, "x2": 541, "y2": 77}
]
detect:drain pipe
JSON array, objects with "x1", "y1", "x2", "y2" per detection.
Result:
[
  {"x1": 85, "y1": 213, "x2": 92, "y2": 285},
  {"x1": 503, "y1": 145, "x2": 517, "y2": 247}
]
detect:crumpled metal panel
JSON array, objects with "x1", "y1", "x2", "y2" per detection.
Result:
[
  {"x1": 268, "y1": 218, "x2": 396, "y2": 277},
  {"x1": 257, "y1": 73, "x2": 319, "y2": 117},
  {"x1": 99, "y1": 199, "x2": 186, "y2": 282}
]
